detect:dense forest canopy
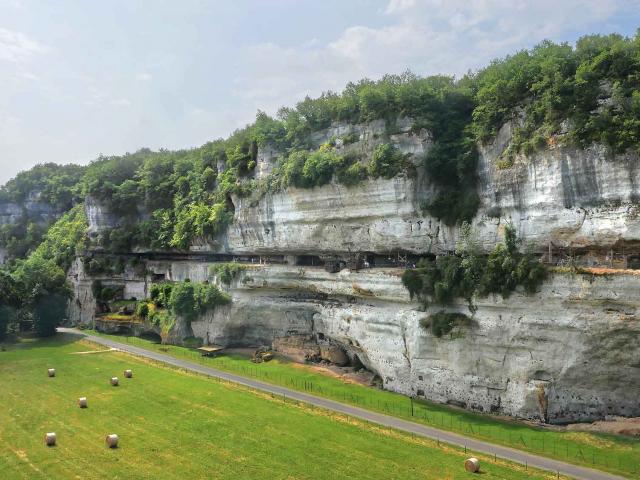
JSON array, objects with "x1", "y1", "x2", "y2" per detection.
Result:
[{"x1": 0, "y1": 32, "x2": 638, "y2": 338}]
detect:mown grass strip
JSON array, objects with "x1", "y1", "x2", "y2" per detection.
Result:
[
  {"x1": 87, "y1": 330, "x2": 640, "y2": 479},
  {"x1": 0, "y1": 334, "x2": 559, "y2": 479}
]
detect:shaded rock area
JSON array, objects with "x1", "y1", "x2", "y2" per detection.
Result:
[{"x1": 273, "y1": 335, "x2": 350, "y2": 366}]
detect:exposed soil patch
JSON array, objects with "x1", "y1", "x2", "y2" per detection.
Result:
[
  {"x1": 566, "y1": 416, "x2": 640, "y2": 437},
  {"x1": 224, "y1": 347, "x2": 374, "y2": 386},
  {"x1": 289, "y1": 362, "x2": 375, "y2": 386}
]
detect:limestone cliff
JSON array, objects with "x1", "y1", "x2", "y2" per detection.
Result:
[
  {"x1": 68, "y1": 119, "x2": 640, "y2": 423},
  {"x1": 0, "y1": 191, "x2": 64, "y2": 263},
  {"x1": 85, "y1": 118, "x2": 640, "y2": 258}
]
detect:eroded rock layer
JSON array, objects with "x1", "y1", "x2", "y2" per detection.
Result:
[
  {"x1": 69, "y1": 256, "x2": 640, "y2": 423},
  {"x1": 68, "y1": 120, "x2": 640, "y2": 423}
]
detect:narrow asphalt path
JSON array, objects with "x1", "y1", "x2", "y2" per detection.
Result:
[{"x1": 62, "y1": 328, "x2": 628, "y2": 480}]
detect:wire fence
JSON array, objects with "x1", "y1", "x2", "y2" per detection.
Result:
[{"x1": 118, "y1": 335, "x2": 638, "y2": 478}]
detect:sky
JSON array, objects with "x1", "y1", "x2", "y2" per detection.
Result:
[{"x1": 0, "y1": 0, "x2": 638, "y2": 185}]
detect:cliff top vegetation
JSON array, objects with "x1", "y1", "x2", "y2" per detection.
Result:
[
  {"x1": 0, "y1": 31, "x2": 637, "y2": 279},
  {"x1": 0, "y1": 32, "x2": 636, "y2": 338}
]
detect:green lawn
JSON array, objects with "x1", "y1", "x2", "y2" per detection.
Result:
[
  {"x1": 0, "y1": 334, "x2": 561, "y2": 479},
  {"x1": 88, "y1": 330, "x2": 640, "y2": 479}
]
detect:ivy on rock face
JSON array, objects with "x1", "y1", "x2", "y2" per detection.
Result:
[{"x1": 402, "y1": 224, "x2": 547, "y2": 311}]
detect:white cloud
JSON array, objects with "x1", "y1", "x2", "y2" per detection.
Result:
[
  {"x1": 111, "y1": 98, "x2": 132, "y2": 108},
  {"x1": 384, "y1": 0, "x2": 417, "y2": 14},
  {"x1": 234, "y1": 0, "x2": 637, "y2": 116},
  {"x1": 0, "y1": 27, "x2": 49, "y2": 63}
]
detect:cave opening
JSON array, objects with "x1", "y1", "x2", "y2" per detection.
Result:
[{"x1": 295, "y1": 255, "x2": 324, "y2": 266}]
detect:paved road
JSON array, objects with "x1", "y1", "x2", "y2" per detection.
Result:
[{"x1": 62, "y1": 328, "x2": 628, "y2": 480}]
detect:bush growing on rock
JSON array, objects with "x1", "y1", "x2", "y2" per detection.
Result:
[
  {"x1": 403, "y1": 224, "x2": 546, "y2": 310},
  {"x1": 135, "y1": 302, "x2": 149, "y2": 319},
  {"x1": 367, "y1": 144, "x2": 406, "y2": 179},
  {"x1": 150, "y1": 280, "x2": 231, "y2": 325},
  {"x1": 420, "y1": 312, "x2": 470, "y2": 337},
  {"x1": 150, "y1": 283, "x2": 173, "y2": 308},
  {"x1": 209, "y1": 263, "x2": 246, "y2": 285}
]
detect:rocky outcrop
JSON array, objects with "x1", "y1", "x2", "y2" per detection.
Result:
[
  {"x1": 82, "y1": 118, "x2": 640, "y2": 258},
  {"x1": 197, "y1": 265, "x2": 640, "y2": 423},
  {"x1": 0, "y1": 191, "x2": 66, "y2": 264},
  {"x1": 69, "y1": 118, "x2": 640, "y2": 423},
  {"x1": 69, "y1": 258, "x2": 640, "y2": 423},
  {"x1": 0, "y1": 191, "x2": 62, "y2": 227}
]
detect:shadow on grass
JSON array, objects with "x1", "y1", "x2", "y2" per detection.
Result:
[{"x1": 0, "y1": 331, "x2": 85, "y2": 352}]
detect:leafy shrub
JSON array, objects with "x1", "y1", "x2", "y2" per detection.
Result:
[
  {"x1": 368, "y1": 144, "x2": 406, "y2": 179},
  {"x1": 135, "y1": 302, "x2": 149, "y2": 319},
  {"x1": 154, "y1": 280, "x2": 231, "y2": 324},
  {"x1": 420, "y1": 312, "x2": 470, "y2": 337},
  {"x1": 168, "y1": 281, "x2": 197, "y2": 320},
  {"x1": 403, "y1": 224, "x2": 546, "y2": 309},
  {"x1": 302, "y1": 150, "x2": 339, "y2": 187},
  {"x1": 280, "y1": 150, "x2": 343, "y2": 189},
  {"x1": 28, "y1": 205, "x2": 87, "y2": 271},
  {"x1": 150, "y1": 283, "x2": 173, "y2": 308},
  {"x1": 336, "y1": 161, "x2": 367, "y2": 186},
  {"x1": 148, "y1": 309, "x2": 174, "y2": 333},
  {"x1": 209, "y1": 263, "x2": 246, "y2": 285},
  {"x1": 171, "y1": 201, "x2": 232, "y2": 250}
]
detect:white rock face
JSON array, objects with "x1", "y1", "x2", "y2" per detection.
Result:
[
  {"x1": 0, "y1": 194, "x2": 61, "y2": 227},
  {"x1": 0, "y1": 195, "x2": 63, "y2": 264},
  {"x1": 67, "y1": 259, "x2": 96, "y2": 326},
  {"x1": 72, "y1": 118, "x2": 640, "y2": 422},
  {"x1": 68, "y1": 255, "x2": 640, "y2": 423},
  {"x1": 228, "y1": 177, "x2": 430, "y2": 255},
  {"x1": 82, "y1": 118, "x2": 640, "y2": 256},
  {"x1": 477, "y1": 122, "x2": 640, "y2": 251},
  {"x1": 189, "y1": 265, "x2": 639, "y2": 423}
]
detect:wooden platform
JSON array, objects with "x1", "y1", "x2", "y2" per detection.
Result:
[{"x1": 197, "y1": 345, "x2": 224, "y2": 357}]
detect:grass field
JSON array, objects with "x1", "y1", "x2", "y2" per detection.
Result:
[
  {"x1": 0, "y1": 334, "x2": 563, "y2": 479},
  {"x1": 87, "y1": 330, "x2": 640, "y2": 479}
]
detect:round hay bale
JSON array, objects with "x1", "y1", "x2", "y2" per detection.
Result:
[
  {"x1": 124, "y1": 369, "x2": 132, "y2": 378},
  {"x1": 47, "y1": 368, "x2": 56, "y2": 377},
  {"x1": 110, "y1": 377, "x2": 119, "y2": 386},
  {"x1": 44, "y1": 432, "x2": 56, "y2": 446},
  {"x1": 78, "y1": 397, "x2": 88, "y2": 408},
  {"x1": 464, "y1": 457, "x2": 480, "y2": 473},
  {"x1": 105, "y1": 434, "x2": 119, "y2": 448}
]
